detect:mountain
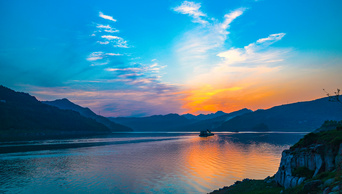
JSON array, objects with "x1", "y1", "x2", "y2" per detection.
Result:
[
  {"x1": 182, "y1": 111, "x2": 228, "y2": 121},
  {"x1": 109, "y1": 108, "x2": 252, "y2": 131},
  {"x1": 215, "y1": 97, "x2": 342, "y2": 132},
  {"x1": 109, "y1": 114, "x2": 195, "y2": 131},
  {"x1": 43, "y1": 99, "x2": 132, "y2": 132},
  {"x1": 0, "y1": 85, "x2": 111, "y2": 140},
  {"x1": 180, "y1": 108, "x2": 253, "y2": 131}
]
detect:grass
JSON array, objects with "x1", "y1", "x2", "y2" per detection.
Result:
[
  {"x1": 292, "y1": 167, "x2": 314, "y2": 179},
  {"x1": 210, "y1": 180, "x2": 282, "y2": 194},
  {"x1": 283, "y1": 169, "x2": 342, "y2": 194},
  {"x1": 291, "y1": 129, "x2": 342, "y2": 150}
]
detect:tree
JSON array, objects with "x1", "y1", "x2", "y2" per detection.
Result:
[{"x1": 323, "y1": 88, "x2": 342, "y2": 104}]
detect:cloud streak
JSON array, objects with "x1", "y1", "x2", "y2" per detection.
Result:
[
  {"x1": 99, "y1": 12, "x2": 117, "y2": 22},
  {"x1": 173, "y1": 1, "x2": 207, "y2": 24},
  {"x1": 217, "y1": 33, "x2": 287, "y2": 65}
]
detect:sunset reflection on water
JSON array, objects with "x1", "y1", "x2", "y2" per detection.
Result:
[
  {"x1": 183, "y1": 134, "x2": 289, "y2": 191},
  {"x1": 0, "y1": 133, "x2": 304, "y2": 193}
]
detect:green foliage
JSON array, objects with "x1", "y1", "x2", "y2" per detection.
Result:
[
  {"x1": 211, "y1": 180, "x2": 282, "y2": 194},
  {"x1": 320, "y1": 120, "x2": 342, "y2": 130},
  {"x1": 292, "y1": 167, "x2": 314, "y2": 179},
  {"x1": 291, "y1": 125, "x2": 342, "y2": 149}
]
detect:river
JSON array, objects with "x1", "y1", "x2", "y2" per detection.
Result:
[{"x1": 0, "y1": 132, "x2": 306, "y2": 193}]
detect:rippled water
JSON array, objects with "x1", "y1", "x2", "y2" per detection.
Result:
[{"x1": 0, "y1": 132, "x2": 305, "y2": 193}]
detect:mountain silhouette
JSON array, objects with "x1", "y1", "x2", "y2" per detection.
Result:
[{"x1": 43, "y1": 98, "x2": 132, "y2": 132}]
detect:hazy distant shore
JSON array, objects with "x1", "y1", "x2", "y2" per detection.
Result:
[{"x1": 0, "y1": 137, "x2": 178, "y2": 154}]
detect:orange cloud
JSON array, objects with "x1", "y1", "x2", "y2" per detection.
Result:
[{"x1": 182, "y1": 85, "x2": 244, "y2": 114}]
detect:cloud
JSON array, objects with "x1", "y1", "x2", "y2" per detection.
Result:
[
  {"x1": 99, "y1": 12, "x2": 117, "y2": 22},
  {"x1": 97, "y1": 41, "x2": 110, "y2": 44},
  {"x1": 101, "y1": 35, "x2": 128, "y2": 48},
  {"x1": 105, "y1": 67, "x2": 143, "y2": 72},
  {"x1": 90, "y1": 61, "x2": 109, "y2": 66},
  {"x1": 219, "y1": 8, "x2": 245, "y2": 33},
  {"x1": 101, "y1": 35, "x2": 120, "y2": 40},
  {"x1": 173, "y1": 1, "x2": 207, "y2": 24},
  {"x1": 30, "y1": 85, "x2": 184, "y2": 117},
  {"x1": 256, "y1": 33, "x2": 285, "y2": 43},
  {"x1": 106, "y1": 53, "x2": 122, "y2": 56},
  {"x1": 96, "y1": 24, "x2": 119, "y2": 33},
  {"x1": 217, "y1": 33, "x2": 287, "y2": 65},
  {"x1": 87, "y1": 52, "x2": 104, "y2": 61},
  {"x1": 87, "y1": 52, "x2": 122, "y2": 64},
  {"x1": 97, "y1": 24, "x2": 112, "y2": 29},
  {"x1": 104, "y1": 29, "x2": 119, "y2": 33},
  {"x1": 174, "y1": 8, "x2": 245, "y2": 69}
]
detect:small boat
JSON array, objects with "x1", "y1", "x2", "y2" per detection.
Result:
[{"x1": 199, "y1": 129, "x2": 214, "y2": 137}]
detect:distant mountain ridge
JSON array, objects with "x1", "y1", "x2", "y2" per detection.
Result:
[
  {"x1": 215, "y1": 97, "x2": 342, "y2": 132},
  {"x1": 109, "y1": 108, "x2": 252, "y2": 131},
  {"x1": 109, "y1": 114, "x2": 195, "y2": 131},
  {"x1": 180, "y1": 108, "x2": 253, "y2": 131},
  {"x1": 43, "y1": 99, "x2": 132, "y2": 132},
  {"x1": 0, "y1": 85, "x2": 111, "y2": 140},
  {"x1": 182, "y1": 111, "x2": 228, "y2": 121}
]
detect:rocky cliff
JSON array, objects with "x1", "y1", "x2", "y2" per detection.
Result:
[{"x1": 274, "y1": 129, "x2": 342, "y2": 189}]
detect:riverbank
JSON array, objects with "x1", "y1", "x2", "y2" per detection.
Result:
[
  {"x1": 211, "y1": 126, "x2": 342, "y2": 194},
  {"x1": 211, "y1": 170, "x2": 341, "y2": 194}
]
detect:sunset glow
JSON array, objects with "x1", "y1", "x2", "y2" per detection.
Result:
[{"x1": 1, "y1": 0, "x2": 341, "y2": 116}]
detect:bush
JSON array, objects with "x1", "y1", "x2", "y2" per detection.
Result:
[{"x1": 292, "y1": 167, "x2": 314, "y2": 179}]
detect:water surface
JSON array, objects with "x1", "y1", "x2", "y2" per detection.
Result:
[{"x1": 0, "y1": 132, "x2": 305, "y2": 193}]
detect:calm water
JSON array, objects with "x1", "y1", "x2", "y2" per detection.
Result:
[{"x1": 0, "y1": 132, "x2": 305, "y2": 194}]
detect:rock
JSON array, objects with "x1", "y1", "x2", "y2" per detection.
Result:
[
  {"x1": 325, "y1": 148, "x2": 335, "y2": 171},
  {"x1": 284, "y1": 175, "x2": 293, "y2": 189},
  {"x1": 331, "y1": 185, "x2": 340, "y2": 192},
  {"x1": 297, "y1": 177, "x2": 306, "y2": 185},
  {"x1": 335, "y1": 143, "x2": 342, "y2": 169},
  {"x1": 324, "y1": 178, "x2": 335, "y2": 187},
  {"x1": 328, "y1": 191, "x2": 339, "y2": 194},
  {"x1": 323, "y1": 187, "x2": 331, "y2": 194},
  {"x1": 303, "y1": 180, "x2": 322, "y2": 192},
  {"x1": 314, "y1": 153, "x2": 323, "y2": 176},
  {"x1": 291, "y1": 177, "x2": 299, "y2": 188}
]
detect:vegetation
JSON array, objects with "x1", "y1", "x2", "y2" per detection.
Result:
[
  {"x1": 292, "y1": 167, "x2": 314, "y2": 179},
  {"x1": 0, "y1": 85, "x2": 111, "y2": 141},
  {"x1": 323, "y1": 88, "x2": 342, "y2": 104},
  {"x1": 210, "y1": 179, "x2": 282, "y2": 194},
  {"x1": 284, "y1": 170, "x2": 342, "y2": 194},
  {"x1": 290, "y1": 123, "x2": 342, "y2": 149}
]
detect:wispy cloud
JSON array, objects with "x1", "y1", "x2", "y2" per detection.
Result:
[
  {"x1": 105, "y1": 67, "x2": 143, "y2": 72},
  {"x1": 87, "y1": 51, "x2": 122, "y2": 63},
  {"x1": 173, "y1": 1, "x2": 207, "y2": 24},
  {"x1": 99, "y1": 12, "x2": 117, "y2": 22},
  {"x1": 104, "y1": 29, "x2": 119, "y2": 33},
  {"x1": 96, "y1": 24, "x2": 112, "y2": 29},
  {"x1": 217, "y1": 33, "x2": 287, "y2": 65},
  {"x1": 101, "y1": 35, "x2": 120, "y2": 40},
  {"x1": 174, "y1": 7, "x2": 245, "y2": 69},
  {"x1": 100, "y1": 35, "x2": 128, "y2": 48},
  {"x1": 87, "y1": 52, "x2": 104, "y2": 61},
  {"x1": 97, "y1": 41, "x2": 110, "y2": 45},
  {"x1": 30, "y1": 85, "x2": 184, "y2": 117},
  {"x1": 96, "y1": 24, "x2": 119, "y2": 33},
  {"x1": 219, "y1": 8, "x2": 245, "y2": 34},
  {"x1": 106, "y1": 53, "x2": 122, "y2": 56}
]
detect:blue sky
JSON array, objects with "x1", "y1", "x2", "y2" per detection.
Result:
[{"x1": 1, "y1": 0, "x2": 342, "y2": 116}]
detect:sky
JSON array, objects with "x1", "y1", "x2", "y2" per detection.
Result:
[{"x1": 1, "y1": 0, "x2": 342, "y2": 117}]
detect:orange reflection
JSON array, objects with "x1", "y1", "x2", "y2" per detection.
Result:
[{"x1": 182, "y1": 136, "x2": 283, "y2": 188}]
